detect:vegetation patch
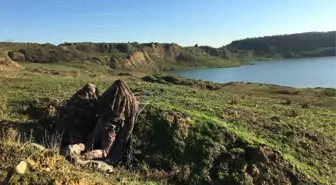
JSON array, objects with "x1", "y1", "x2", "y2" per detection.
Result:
[{"x1": 142, "y1": 75, "x2": 221, "y2": 90}]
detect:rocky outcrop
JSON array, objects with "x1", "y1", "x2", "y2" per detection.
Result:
[{"x1": 8, "y1": 51, "x2": 25, "y2": 61}]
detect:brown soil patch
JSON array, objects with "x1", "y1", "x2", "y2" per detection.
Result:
[{"x1": 0, "y1": 57, "x2": 23, "y2": 72}]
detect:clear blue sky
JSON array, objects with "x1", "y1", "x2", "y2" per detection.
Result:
[{"x1": 0, "y1": 0, "x2": 335, "y2": 47}]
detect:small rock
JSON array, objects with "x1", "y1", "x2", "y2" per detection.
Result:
[{"x1": 15, "y1": 161, "x2": 27, "y2": 174}]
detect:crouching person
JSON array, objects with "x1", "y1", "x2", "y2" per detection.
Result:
[
  {"x1": 56, "y1": 83, "x2": 99, "y2": 161},
  {"x1": 83, "y1": 80, "x2": 139, "y2": 164}
]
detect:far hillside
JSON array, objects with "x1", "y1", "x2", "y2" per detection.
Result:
[
  {"x1": 225, "y1": 31, "x2": 336, "y2": 58},
  {"x1": 0, "y1": 31, "x2": 335, "y2": 72},
  {"x1": 0, "y1": 42, "x2": 237, "y2": 72}
]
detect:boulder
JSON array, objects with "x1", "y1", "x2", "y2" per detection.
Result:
[
  {"x1": 15, "y1": 161, "x2": 27, "y2": 174},
  {"x1": 8, "y1": 51, "x2": 25, "y2": 61}
]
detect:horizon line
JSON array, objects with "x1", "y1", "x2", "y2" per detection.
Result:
[{"x1": 1, "y1": 30, "x2": 335, "y2": 48}]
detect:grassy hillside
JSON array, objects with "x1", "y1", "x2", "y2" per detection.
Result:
[
  {"x1": 1, "y1": 62, "x2": 335, "y2": 184},
  {"x1": 224, "y1": 31, "x2": 336, "y2": 59}
]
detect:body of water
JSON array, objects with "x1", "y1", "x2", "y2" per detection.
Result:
[{"x1": 171, "y1": 56, "x2": 336, "y2": 88}]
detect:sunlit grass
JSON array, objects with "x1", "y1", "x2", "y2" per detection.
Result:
[{"x1": 0, "y1": 63, "x2": 335, "y2": 184}]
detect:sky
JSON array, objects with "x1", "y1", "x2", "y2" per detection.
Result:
[{"x1": 0, "y1": 0, "x2": 335, "y2": 47}]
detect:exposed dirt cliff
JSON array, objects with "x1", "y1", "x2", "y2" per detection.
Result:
[
  {"x1": 0, "y1": 55, "x2": 23, "y2": 72},
  {"x1": 2, "y1": 42, "x2": 231, "y2": 72}
]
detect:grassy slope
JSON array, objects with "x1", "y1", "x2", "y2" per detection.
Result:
[
  {"x1": 223, "y1": 31, "x2": 336, "y2": 59},
  {"x1": 0, "y1": 63, "x2": 335, "y2": 184},
  {"x1": 140, "y1": 75, "x2": 336, "y2": 184},
  {"x1": 0, "y1": 64, "x2": 168, "y2": 185}
]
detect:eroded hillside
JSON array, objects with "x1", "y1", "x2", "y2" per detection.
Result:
[
  {"x1": 1, "y1": 42, "x2": 237, "y2": 72},
  {"x1": 1, "y1": 31, "x2": 334, "y2": 73}
]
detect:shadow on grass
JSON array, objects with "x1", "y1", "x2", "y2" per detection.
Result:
[
  {"x1": 1, "y1": 98, "x2": 63, "y2": 146},
  {"x1": 0, "y1": 120, "x2": 60, "y2": 147}
]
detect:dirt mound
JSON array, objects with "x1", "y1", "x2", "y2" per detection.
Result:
[
  {"x1": 132, "y1": 105, "x2": 316, "y2": 184},
  {"x1": 0, "y1": 57, "x2": 23, "y2": 71},
  {"x1": 209, "y1": 146, "x2": 312, "y2": 185}
]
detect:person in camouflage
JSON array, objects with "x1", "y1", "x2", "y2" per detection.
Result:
[
  {"x1": 57, "y1": 83, "x2": 99, "y2": 148},
  {"x1": 82, "y1": 80, "x2": 139, "y2": 162}
]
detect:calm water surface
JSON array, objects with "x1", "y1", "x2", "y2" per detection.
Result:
[{"x1": 171, "y1": 56, "x2": 336, "y2": 88}]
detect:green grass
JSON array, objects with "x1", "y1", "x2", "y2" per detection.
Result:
[
  {"x1": 0, "y1": 63, "x2": 335, "y2": 184},
  {"x1": 143, "y1": 82, "x2": 335, "y2": 184}
]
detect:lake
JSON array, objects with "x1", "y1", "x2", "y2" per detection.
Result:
[{"x1": 171, "y1": 56, "x2": 336, "y2": 88}]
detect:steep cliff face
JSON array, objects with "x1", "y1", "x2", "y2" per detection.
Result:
[{"x1": 3, "y1": 42, "x2": 227, "y2": 72}]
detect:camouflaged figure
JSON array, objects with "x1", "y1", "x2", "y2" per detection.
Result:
[
  {"x1": 83, "y1": 80, "x2": 139, "y2": 162},
  {"x1": 57, "y1": 83, "x2": 99, "y2": 146}
]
